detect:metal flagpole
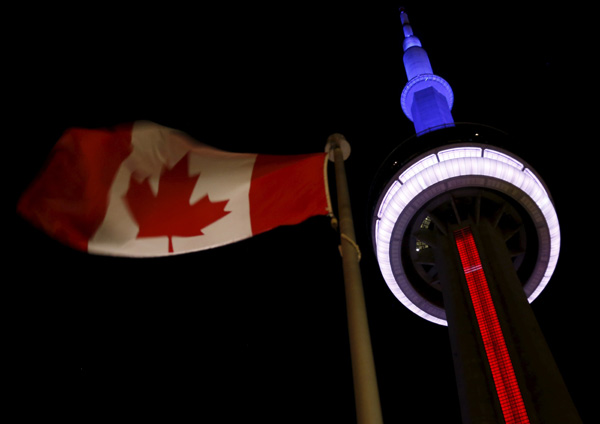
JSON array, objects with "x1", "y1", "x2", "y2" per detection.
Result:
[{"x1": 326, "y1": 133, "x2": 384, "y2": 424}]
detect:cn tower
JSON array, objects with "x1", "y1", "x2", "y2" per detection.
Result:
[{"x1": 370, "y1": 10, "x2": 581, "y2": 423}]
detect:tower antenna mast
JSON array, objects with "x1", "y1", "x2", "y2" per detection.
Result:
[{"x1": 399, "y1": 8, "x2": 455, "y2": 135}]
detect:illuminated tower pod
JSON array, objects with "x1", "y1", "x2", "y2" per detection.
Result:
[
  {"x1": 399, "y1": 9, "x2": 454, "y2": 135},
  {"x1": 369, "y1": 10, "x2": 581, "y2": 423}
]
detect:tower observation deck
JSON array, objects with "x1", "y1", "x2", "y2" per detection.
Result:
[{"x1": 369, "y1": 10, "x2": 581, "y2": 423}]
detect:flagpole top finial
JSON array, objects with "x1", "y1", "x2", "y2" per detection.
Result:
[{"x1": 325, "y1": 133, "x2": 351, "y2": 162}]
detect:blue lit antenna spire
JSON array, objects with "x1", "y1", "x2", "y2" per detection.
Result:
[{"x1": 399, "y1": 9, "x2": 455, "y2": 135}]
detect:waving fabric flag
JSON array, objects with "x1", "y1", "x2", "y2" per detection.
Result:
[{"x1": 17, "y1": 121, "x2": 331, "y2": 256}]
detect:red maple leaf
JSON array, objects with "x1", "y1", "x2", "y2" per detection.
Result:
[{"x1": 124, "y1": 154, "x2": 230, "y2": 253}]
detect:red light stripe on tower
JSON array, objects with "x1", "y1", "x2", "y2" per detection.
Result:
[{"x1": 454, "y1": 227, "x2": 530, "y2": 424}]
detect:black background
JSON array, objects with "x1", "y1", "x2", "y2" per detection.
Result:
[{"x1": 10, "y1": 2, "x2": 593, "y2": 422}]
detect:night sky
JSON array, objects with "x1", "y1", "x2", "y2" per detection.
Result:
[{"x1": 11, "y1": 2, "x2": 593, "y2": 422}]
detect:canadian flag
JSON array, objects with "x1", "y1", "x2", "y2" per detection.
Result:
[{"x1": 18, "y1": 121, "x2": 332, "y2": 256}]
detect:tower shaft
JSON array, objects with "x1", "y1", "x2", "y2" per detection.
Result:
[{"x1": 435, "y1": 219, "x2": 580, "y2": 423}]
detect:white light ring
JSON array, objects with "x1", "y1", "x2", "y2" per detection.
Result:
[{"x1": 375, "y1": 151, "x2": 560, "y2": 326}]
